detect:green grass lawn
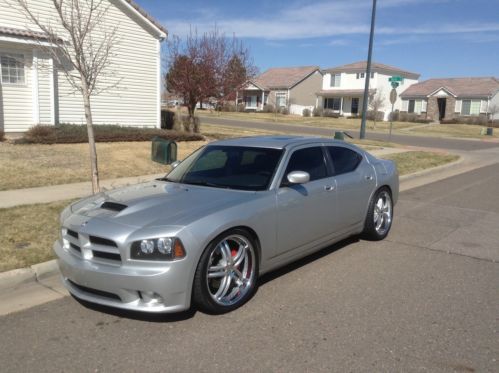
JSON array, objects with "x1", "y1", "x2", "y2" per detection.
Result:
[{"x1": 383, "y1": 151, "x2": 460, "y2": 175}]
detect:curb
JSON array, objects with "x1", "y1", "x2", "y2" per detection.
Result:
[{"x1": 0, "y1": 259, "x2": 59, "y2": 291}]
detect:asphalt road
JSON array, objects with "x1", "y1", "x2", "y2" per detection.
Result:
[
  {"x1": 1, "y1": 164, "x2": 498, "y2": 372},
  {"x1": 201, "y1": 116, "x2": 499, "y2": 151}
]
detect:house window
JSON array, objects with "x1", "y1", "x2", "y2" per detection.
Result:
[
  {"x1": 325, "y1": 98, "x2": 341, "y2": 111},
  {"x1": 461, "y1": 99, "x2": 480, "y2": 116},
  {"x1": 370, "y1": 72, "x2": 374, "y2": 79},
  {"x1": 275, "y1": 91, "x2": 287, "y2": 107},
  {"x1": 408, "y1": 100, "x2": 415, "y2": 113},
  {"x1": 0, "y1": 54, "x2": 25, "y2": 84},
  {"x1": 330, "y1": 74, "x2": 341, "y2": 87}
]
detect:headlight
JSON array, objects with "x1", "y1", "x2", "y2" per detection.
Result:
[{"x1": 131, "y1": 237, "x2": 186, "y2": 261}]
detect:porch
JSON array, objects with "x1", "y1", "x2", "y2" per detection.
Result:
[{"x1": 316, "y1": 89, "x2": 375, "y2": 116}]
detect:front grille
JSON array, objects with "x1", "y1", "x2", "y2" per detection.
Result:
[
  {"x1": 70, "y1": 243, "x2": 81, "y2": 253},
  {"x1": 89, "y1": 235, "x2": 117, "y2": 248},
  {"x1": 63, "y1": 228, "x2": 121, "y2": 264},
  {"x1": 92, "y1": 250, "x2": 121, "y2": 261},
  {"x1": 67, "y1": 279, "x2": 121, "y2": 301}
]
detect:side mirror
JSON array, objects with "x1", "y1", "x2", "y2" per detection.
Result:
[
  {"x1": 170, "y1": 160, "x2": 181, "y2": 169},
  {"x1": 287, "y1": 171, "x2": 310, "y2": 185}
]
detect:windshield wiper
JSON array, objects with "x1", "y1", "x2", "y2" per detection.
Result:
[{"x1": 183, "y1": 180, "x2": 231, "y2": 189}]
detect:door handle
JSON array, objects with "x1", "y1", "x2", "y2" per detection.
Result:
[
  {"x1": 365, "y1": 175, "x2": 373, "y2": 181},
  {"x1": 324, "y1": 185, "x2": 335, "y2": 191}
]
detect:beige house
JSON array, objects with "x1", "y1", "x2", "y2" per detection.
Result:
[
  {"x1": 237, "y1": 66, "x2": 323, "y2": 115},
  {"x1": 400, "y1": 77, "x2": 499, "y2": 121},
  {"x1": 0, "y1": 0, "x2": 166, "y2": 133}
]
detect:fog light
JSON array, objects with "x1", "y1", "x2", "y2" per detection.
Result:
[{"x1": 140, "y1": 240, "x2": 154, "y2": 254}]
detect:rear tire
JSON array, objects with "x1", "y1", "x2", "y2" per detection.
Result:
[
  {"x1": 192, "y1": 229, "x2": 259, "y2": 314},
  {"x1": 362, "y1": 187, "x2": 393, "y2": 241}
]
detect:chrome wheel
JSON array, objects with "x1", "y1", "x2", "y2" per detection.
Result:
[
  {"x1": 206, "y1": 234, "x2": 256, "y2": 306},
  {"x1": 373, "y1": 191, "x2": 392, "y2": 235}
]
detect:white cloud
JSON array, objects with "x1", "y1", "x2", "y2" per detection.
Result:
[{"x1": 162, "y1": 0, "x2": 499, "y2": 41}]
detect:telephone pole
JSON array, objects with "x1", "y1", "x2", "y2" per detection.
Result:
[{"x1": 360, "y1": 0, "x2": 377, "y2": 139}]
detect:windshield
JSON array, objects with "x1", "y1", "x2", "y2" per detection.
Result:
[{"x1": 164, "y1": 145, "x2": 283, "y2": 191}]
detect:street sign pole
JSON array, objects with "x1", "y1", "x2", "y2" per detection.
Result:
[
  {"x1": 388, "y1": 84, "x2": 398, "y2": 142},
  {"x1": 360, "y1": 0, "x2": 377, "y2": 140}
]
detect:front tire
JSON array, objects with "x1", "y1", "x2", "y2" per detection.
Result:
[
  {"x1": 362, "y1": 187, "x2": 393, "y2": 241},
  {"x1": 192, "y1": 229, "x2": 259, "y2": 314}
]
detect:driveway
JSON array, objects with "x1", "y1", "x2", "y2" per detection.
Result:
[
  {"x1": 0, "y1": 164, "x2": 498, "y2": 372},
  {"x1": 201, "y1": 116, "x2": 499, "y2": 151}
]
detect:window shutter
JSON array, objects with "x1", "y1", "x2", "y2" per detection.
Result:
[
  {"x1": 422, "y1": 100, "x2": 427, "y2": 112},
  {"x1": 455, "y1": 100, "x2": 462, "y2": 113}
]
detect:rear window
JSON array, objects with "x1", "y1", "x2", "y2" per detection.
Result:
[{"x1": 327, "y1": 146, "x2": 362, "y2": 175}]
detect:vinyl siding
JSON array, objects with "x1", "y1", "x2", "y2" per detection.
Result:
[
  {"x1": 0, "y1": 0, "x2": 162, "y2": 131},
  {"x1": 289, "y1": 71, "x2": 322, "y2": 106},
  {"x1": 0, "y1": 43, "x2": 33, "y2": 132}
]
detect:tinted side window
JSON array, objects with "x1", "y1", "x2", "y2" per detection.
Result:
[
  {"x1": 284, "y1": 147, "x2": 327, "y2": 182},
  {"x1": 327, "y1": 147, "x2": 362, "y2": 175}
]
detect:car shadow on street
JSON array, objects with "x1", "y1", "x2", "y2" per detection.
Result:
[{"x1": 258, "y1": 236, "x2": 359, "y2": 286}]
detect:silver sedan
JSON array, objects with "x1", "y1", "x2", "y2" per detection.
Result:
[{"x1": 54, "y1": 136, "x2": 398, "y2": 314}]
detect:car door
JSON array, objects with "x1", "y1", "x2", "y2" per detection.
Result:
[
  {"x1": 326, "y1": 146, "x2": 376, "y2": 231},
  {"x1": 275, "y1": 146, "x2": 337, "y2": 256}
]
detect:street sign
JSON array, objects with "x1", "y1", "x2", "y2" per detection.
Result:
[
  {"x1": 388, "y1": 75, "x2": 404, "y2": 82},
  {"x1": 390, "y1": 88, "x2": 397, "y2": 104},
  {"x1": 391, "y1": 81, "x2": 399, "y2": 89}
]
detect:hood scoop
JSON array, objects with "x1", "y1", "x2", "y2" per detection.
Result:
[{"x1": 101, "y1": 201, "x2": 128, "y2": 212}]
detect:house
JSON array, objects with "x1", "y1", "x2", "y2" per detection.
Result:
[
  {"x1": 0, "y1": 0, "x2": 166, "y2": 134},
  {"x1": 317, "y1": 61, "x2": 420, "y2": 120},
  {"x1": 399, "y1": 77, "x2": 499, "y2": 121},
  {"x1": 237, "y1": 66, "x2": 322, "y2": 115}
]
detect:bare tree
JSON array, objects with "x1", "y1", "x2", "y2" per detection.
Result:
[
  {"x1": 165, "y1": 28, "x2": 256, "y2": 132},
  {"x1": 15, "y1": 0, "x2": 119, "y2": 194},
  {"x1": 368, "y1": 89, "x2": 386, "y2": 129}
]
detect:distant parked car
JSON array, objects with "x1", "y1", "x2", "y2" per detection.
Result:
[{"x1": 54, "y1": 136, "x2": 398, "y2": 314}]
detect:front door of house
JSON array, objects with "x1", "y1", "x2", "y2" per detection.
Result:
[
  {"x1": 437, "y1": 98, "x2": 446, "y2": 120},
  {"x1": 351, "y1": 98, "x2": 359, "y2": 114}
]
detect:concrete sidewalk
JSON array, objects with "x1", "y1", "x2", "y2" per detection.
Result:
[{"x1": 0, "y1": 173, "x2": 164, "y2": 208}]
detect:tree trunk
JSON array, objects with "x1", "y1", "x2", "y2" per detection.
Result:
[
  {"x1": 187, "y1": 103, "x2": 195, "y2": 133},
  {"x1": 82, "y1": 88, "x2": 100, "y2": 194}
]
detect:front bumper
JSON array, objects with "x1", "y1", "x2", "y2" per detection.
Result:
[{"x1": 54, "y1": 240, "x2": 193, "y2": 313}]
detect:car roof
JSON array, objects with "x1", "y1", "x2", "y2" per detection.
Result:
[{"x1": 210, "y1": 135, "x2": 346, "y2": 149}]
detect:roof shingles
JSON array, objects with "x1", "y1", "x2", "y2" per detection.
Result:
[
  {"x1": 400, "y1": 77, "x2": 499, "y2": 98},
  {"x1": 253, "y1": 66, "x2": 320, "y2": 90}
]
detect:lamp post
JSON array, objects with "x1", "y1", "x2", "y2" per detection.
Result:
[{"x1": 360, "y1": 0, "x2": 377, "y2": 139}]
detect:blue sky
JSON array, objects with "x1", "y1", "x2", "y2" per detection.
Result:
[{"x1": 136, "y1": 0, "x2": 499, "y2": 80}]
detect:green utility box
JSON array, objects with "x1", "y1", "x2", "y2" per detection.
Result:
[
  {"x1": 151, "y1": 137, "x2": 177, "y2": 164},
  {"x1": 334, "y1": 131, "x2": 345, "y2": 140}
]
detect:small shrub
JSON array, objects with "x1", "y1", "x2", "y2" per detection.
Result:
[
  {"x1": 323, "y1": 109, "x2": 340, "y2": 118},
  {"x1": 262, "y1": 104, "x2": 274, "y2": 113},
  {"x1": 237, "y1": 103, "x2": 246, "y2": 112},
  {"x1": 366, "y1": 110, "x2": 384, "y2": 121},
  {"x1": 279, "y1": 107, "x2": 289, "y2": 115},
  {"x1": 313, "y1": 107, "x2": 323, "y2": 117},
  {"x1": 414, "y1": 119, "x2": 432, "y2": 124},
  {"x1": 0, "y1": 129, "x2": 5, "y2": 142},
  {"x1": 399, "y1": 112, "x2": 418, "y2": 122},
  {"x1": 302, "y1": 108, "x2": 311, "y2": 117},
  {"x1": 389, "y1": 110, "x2": 400, "y2": 122},
  {"x1": 18, "y1": 123, "x2": 204, "y2": 144}
]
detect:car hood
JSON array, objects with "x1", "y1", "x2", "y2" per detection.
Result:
[{"x1": 70, "y1": 181, "x2": 258, "y2": 228}]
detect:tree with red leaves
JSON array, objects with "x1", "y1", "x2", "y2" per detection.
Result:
[{"x1": 166, "y1": 29, "x2": 256, "y2": 132}]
